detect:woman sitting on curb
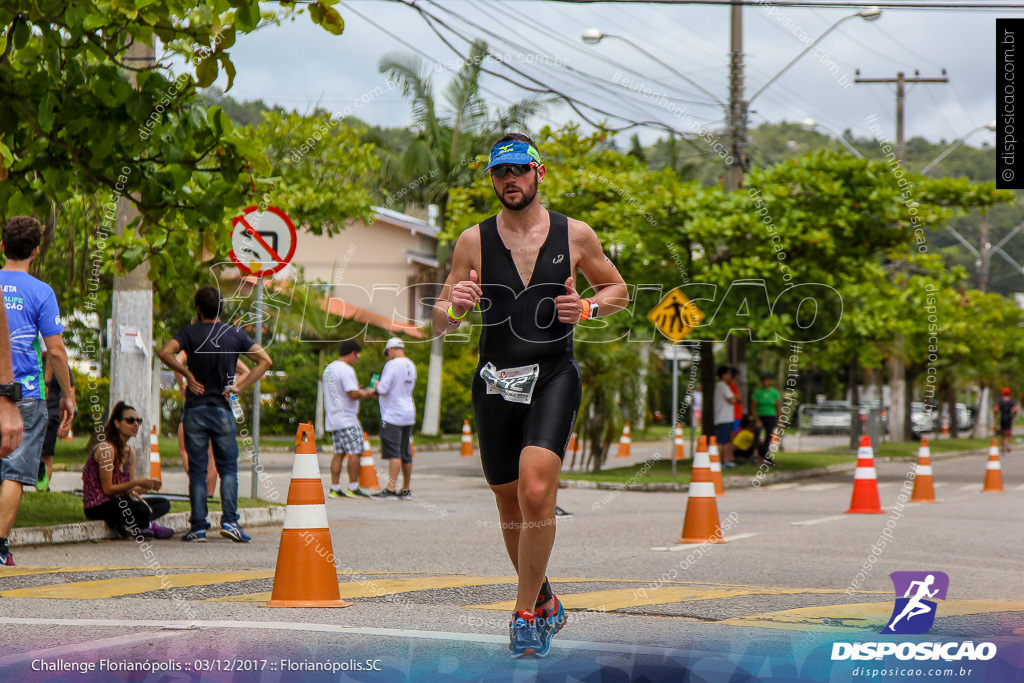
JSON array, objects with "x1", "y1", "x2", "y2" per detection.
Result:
[{"x1": 82, "y1": 401, "x2": 173, "y2": 539}]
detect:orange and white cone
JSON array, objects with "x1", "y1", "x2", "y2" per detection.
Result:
[
  {"x1": 846, "y1": 435, "x2": 884, "y2": 513},
  {"x1": 674, "y1": 424, "x2": 686, "y2": 460},
  {"x1": 910, "y1": 437, "x2": 937, "y2": 503},
  {"x1": 677, "y1": 435, "x2": 724, "y2": 544},
  {"x1": 61, "y1": 427, "x2": 73, "y2": 442},
  {"x1": 460, "y1": 420, "x2": 474, "y2": 458},
  {"x1": 149, "y1": 426, "x2": 162, "y2": 482},
  {"x1": 409, "y1": 435, "x2": 415, "y2": 459},
  {"x1": 616, "y1": 423, "x2": 631, "y2": 458},
  {"x1": 940, "y1": 417, "x2": 950, "y2": 438},
  {"x1": 708, "y1": 436, "x2": 724, "y2": 496},
  {"x1": 264, "y1": 424, "x2": 352, "y2": 608},
  {"x1": 568, "y1": 432, "x2": 578, "y2": 456},
  {"x1": 359, "y1": 432, "x2": 381, "y2": 489},
  {"x1": 983, "y1": 438, "x2": 1004, "y2": 492}
]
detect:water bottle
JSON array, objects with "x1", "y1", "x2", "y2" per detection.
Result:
[{"x1": 229, "y1": 392, "x2": 244, "y2": 420}]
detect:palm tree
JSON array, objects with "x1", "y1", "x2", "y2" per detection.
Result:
[{"x1": 375, "y1": 40, "x2": 553, "y2": 223}]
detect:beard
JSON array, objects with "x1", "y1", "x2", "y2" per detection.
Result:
[{"x1": 495, "y1": 177, "x2": 538, "y2": 211}]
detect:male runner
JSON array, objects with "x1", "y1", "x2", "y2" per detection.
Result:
[{"x1": 433, "y1": 134, "x2": 628, "y2": 658}]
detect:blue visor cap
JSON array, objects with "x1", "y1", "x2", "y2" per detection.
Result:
[{"x1": 485, "y1": 140, "x2": 542, "y2": 170}]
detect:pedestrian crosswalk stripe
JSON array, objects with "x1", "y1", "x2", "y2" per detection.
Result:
[
  {"x1": 719, "y1": 600, "x2": 1024, "y2": 632},
  {"x1": 799, "y1": 483, "x2": 843, "y2": 491},
  {"x1": 790, "y1": 515, "x2": 846, "y2": 526},
  {"x1": 467, "y1": 584, "x2": 863, "y2": 613},
  {"x1": 0, "y1": 565, "x2": 149, "y2": 578},
  {"x1": 0, "y1": 570, "x2": 275, "y2": 600},
  {"x1": 211, "y1": 575, "x2": 519, "y2": 603}
]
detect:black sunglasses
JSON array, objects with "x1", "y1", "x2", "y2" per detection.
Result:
[
  {"x1": 121, "y1": 417, "x2": 142, "y2": 425},
  {"x1": 490, "y1": 163, "x2": 535, "y2": 178}
]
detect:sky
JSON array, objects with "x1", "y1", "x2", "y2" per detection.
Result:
[{"x1": 195, "y1": 0, "x2": 1013, "y2": 161}]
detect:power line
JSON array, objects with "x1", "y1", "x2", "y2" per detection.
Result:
[{"x1": 465, "y1": 1, "x2": 1024, "y2": 10}]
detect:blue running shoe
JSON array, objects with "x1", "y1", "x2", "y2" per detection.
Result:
[
  {"x1": 181, "y1": 529, "x2": 207, "y2": 542},
  {"x1": 537, "y1": 594, "x2": 566, "y2": 654},
  {"x1": 0, "y1": 551, "x2": 15, "y2": 566},
  {"x1": 220, "y1": 523, "x2": 251, "y2": 543},
  {"x1": 508, "y1": 611, "x2": 543, "y2": 659}
]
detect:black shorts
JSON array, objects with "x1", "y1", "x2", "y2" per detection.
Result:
[
  {"x1": 471, "y1": 356, "x2": 581, "y2": 486},
  {"x1": 41, "y1": 415, "x2": 61, "y2": 459},
  {"x1": 380, "y1": 422, "x2": 413, "y2": 463}
]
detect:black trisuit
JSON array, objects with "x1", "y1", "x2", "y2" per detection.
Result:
[{"x1": 471, "y1": 211, "x2": 583, "y2": 486}]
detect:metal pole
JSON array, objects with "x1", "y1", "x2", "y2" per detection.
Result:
[
  {"x1": 671, "y1": 353, "x2": 678, "y2": 477},
  {"x1": 251, "y1": 276, "x2": 263, "y2": 499}
]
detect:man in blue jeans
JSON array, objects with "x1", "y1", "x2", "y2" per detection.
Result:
[{"x1": 158, "y1": 286, "x2": 272, "y2": 542}]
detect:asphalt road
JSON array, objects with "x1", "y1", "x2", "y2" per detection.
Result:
[{"x1": 3, "y1": 443, "x2": 1023, "y2": 682}]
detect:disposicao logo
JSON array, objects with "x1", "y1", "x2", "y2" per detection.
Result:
[
  {"x1": 831, "y1": 571, "x2": 997, "y2": 662},
  {"x1": 882, "y1": 571, "x2": 948, "y2": 635}
]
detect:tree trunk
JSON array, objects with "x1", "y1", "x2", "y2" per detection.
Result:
[
  {"x1": 635, "y1": 343, "x2": 649, "y2": 430},
  {"x1": 700, "y1": 341, "x2": 716, "y2": 436}
]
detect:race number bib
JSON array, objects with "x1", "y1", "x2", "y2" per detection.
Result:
[{"x1": 480, "y1": 362, "x2": 540, "y2": 405}]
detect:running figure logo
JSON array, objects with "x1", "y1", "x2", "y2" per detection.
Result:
[{"x1": 881, "y1": 571, "x2": 949, "y2": 635}]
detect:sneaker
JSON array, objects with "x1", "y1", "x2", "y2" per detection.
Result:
[
  {"x1": 35, "y1": 462, "x2": 49, "y2": 493},
  {"x1": 508, "y1": 611, "x2": 543, "y2": 659},
  {"x1": 328, "y1": 488, "x2": 344, "y2": 499},
  {"x1": 372, "y1": 489, "x2": 400, "y2": 500},
  {"x1": 0, "y1": 551, "x2": 15, "y2": 566},
  {"x1": 397, "y1": 489, "x2": 412, "y2": 498},
  {"x1": 536, "y1": 594, "x2": 566, "y2": 654},
  {"x1": 554, "y1": 506, "x2": 574, "y2": 518},
  {"x1": 148, "y1": 523, "x2": 174, "y2": 539},
  {"x1": 352, "y1": 487, "x2": 373, "y2": 498},
  {"x1": 181, "y1": 529, "x2": 207, "y2": 542},
  {"x1": 220, "y1": 523, "x2": 251, "y2": 543}
]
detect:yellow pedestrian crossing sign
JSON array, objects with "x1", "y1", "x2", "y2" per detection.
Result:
[{"x1": 648, "y1": 288, "x2": 705, "y2": 341}]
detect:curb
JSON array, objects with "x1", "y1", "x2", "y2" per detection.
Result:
[
  {"x1": 559, "y1": 448, "x2": 981, "y2": 493},
  {"x1": 10, "y1": 505, "x2": 285, "y2": 547}
]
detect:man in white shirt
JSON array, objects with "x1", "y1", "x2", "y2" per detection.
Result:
[
  {"x1": 714, "y1": 365, "x2": 740, "y2": 468},
  {"x1": 323, "y1": 340, "x2": 377, "y2": 499},
  {"x1": 373, "y1": 338, "x2": 417, "y2": 499}
]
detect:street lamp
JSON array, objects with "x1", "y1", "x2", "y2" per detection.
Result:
[
  {"x1": 801, "y1": 118, "x2": 864, "y2": 158},
  {"x1": 580, "y1": 29, "x2": 726, "y2": 106},
  {"x1": 920, "y1": 121, "x2": 997, "y2": 175},
  {"x1": 749, "y1": 7, "x2": 881, "y2": 104}
]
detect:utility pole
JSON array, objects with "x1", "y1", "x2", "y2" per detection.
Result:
[
  {"x1": 111, "y1": 38, "x2": 155, "y2": 474},
  {"x1": 421, "y1": 204, "x2": 443, "y2": 436},
  {"x1": 855, "y1": 70, "x2": 948, "y2": 441}
]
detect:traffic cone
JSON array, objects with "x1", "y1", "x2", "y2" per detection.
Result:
[
  {"x1": 846, "y1": 435, "x2": 884, "y2": 513},
  {"x1": 983, "y1": 438, "x2": 1004, "y2": 492},
  {"x1": 940, "y1": 417, "x2": 950, "y2": 438},
  {"x1": 616, "y1": 423, "x2": 631, "y2": 458},
  {"x1": 708, "y1": 436, "x2": 724, "y2": 496},
  {"x1": 910, "y1": 437, "x2": 937, "y2": 503},
  {"x1": 359, "y1": 432, "x2": 381, "y2": 489},
  {"x1": 61, "y1": 427, "x2": 73, "y2": 442},
  {"x1": 149, "y1": 426, "x2": 162, "y2": 481},
  {"x1": 677, "y1": 435, "x2": 724, "y2": 544},
  {"x1": 460, "y1": 420, "x2": 474, "y2": 457},
  {"x1": 568, "y1": 432, "x2": 578, "y2": 456},
  {"x1": 264, "y1": 424, "x2": 352, "y2": 608},
  {"x1": 674, "y1": 424, "x2": 686, "y2": 460},
  {"x1": 409, "y1": 435, "x2": 415, "y2": 459}
]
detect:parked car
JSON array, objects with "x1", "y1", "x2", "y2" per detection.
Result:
[
  {"x1": 911, "y1": 402, "x2": 937, "y2": 437},
  {"x1": 809, "y1": 401, "x2": 854, "y2": 434},
  {"x1": 938, "y1": 403, "x2": 975, "y2": 432}
]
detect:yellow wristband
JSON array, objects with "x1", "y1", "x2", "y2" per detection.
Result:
[{"x1": 447, "y1": 304, "x2": 468, "y2": 322}]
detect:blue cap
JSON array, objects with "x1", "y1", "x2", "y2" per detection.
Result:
[{"x1": 485, "y1": 140, "x2": 542, "y2": 170}]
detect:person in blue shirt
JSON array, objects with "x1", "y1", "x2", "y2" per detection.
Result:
[
  {"x1": 0, "y1": 216, "x2": 75, "y2": 566},
  {"x1": 157, "y1": 286, "x2": 272, "y2": 543}
]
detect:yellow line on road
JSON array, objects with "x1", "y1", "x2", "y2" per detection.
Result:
[
  {"x1": 0, "y1": 570, "x2": 275, "y2": 600},
  {"x1": 467, "y1": 585, "x2": 860, "y2": 612},
  {"x1": 212, "y1": 575, "x2": 518, "y2": 603},
  {"x1": 719, "y1": 600, "x2": 1024, "y2": 632}
]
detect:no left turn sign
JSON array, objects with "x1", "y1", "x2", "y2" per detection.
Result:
[{"x1": 229, "y1": 205, "x2": 297, "y2": 277}]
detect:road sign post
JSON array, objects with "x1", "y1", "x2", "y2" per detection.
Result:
[{"x1": 229, "y1": 206, "x2": 297, "y2": 500}]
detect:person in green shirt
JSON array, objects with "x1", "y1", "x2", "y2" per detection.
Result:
[{"x1": 751, "y1": 372, "x2": 781, "y2": 464}]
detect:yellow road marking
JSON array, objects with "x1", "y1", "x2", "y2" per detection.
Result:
[
  {"x1": 0, "y1": 570, "x2": 275, "y2": 600},
  {"x1": 212, "y1": 575, "x2": 518, "y2": 603},
  {"x1": 719, "y1": 600, "x2": 1024, "y2": 632},
  {"x1": 0, "y1": 566, "x2": 143, "y2": 578},
  {"x1": 467, "y1": 585, "x2": 860, "y2": 612}
]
